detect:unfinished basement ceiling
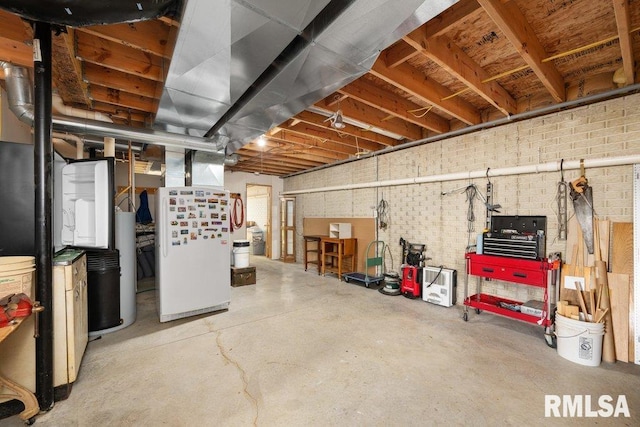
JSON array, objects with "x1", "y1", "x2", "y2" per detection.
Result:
[{"x1": 0, "y1": 0, "x2": 638, "y2": 176}]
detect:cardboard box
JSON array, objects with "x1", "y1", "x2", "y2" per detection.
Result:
[{"x1": 230, "y1": 266, "x2": 256, "y2": 287}]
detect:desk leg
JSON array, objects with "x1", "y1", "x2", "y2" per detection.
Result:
[{"x1": 0, "y1": 375, "x2": 39, "y2": 422}]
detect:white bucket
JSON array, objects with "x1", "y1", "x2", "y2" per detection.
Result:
[
  {"x1": 233, "y1": 240, "x2": 251, "y2": 269},
  {"x1": 0, "y1": 256, "x2": 35, "y2": 299},
  {"x1": 556, "y1": 313, "x2": 604, "y2": 367}
]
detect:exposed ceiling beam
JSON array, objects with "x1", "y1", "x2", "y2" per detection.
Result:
[
  {"x1": 383, "y1": 0, "x2": 482, "y2": 69},
  {"x1": 83, "y1": 62, "x2": 159, "y2": 98},
  {"x1": 287, "y1": 121, "x2": 385, "y2": 153},
  {"x1": 612, "y1": 0, "x2": 634, "y2": 85},
  {"x1": 404, "y1": 31, "x2": 517, "y2": 116},
  {"x1": 370, "y1": 57, "x2": 481, "y2": 125},
  {"x1": 0, "y1": 10, "x2": 32, "y2": 73},
  {"x1": 78, "y1": 20, "x2": 174, "y2": 59},
  {"x1": 273, "y1": 127, "x2": 360, "y2": 156},
  {"x1": 89, "y1": 86, "x2": 157, "y2": 112},
  {"x1": 293, "y1": 111, "x2": 400, "y2": 147},
  {"x1": 263, "y1": 134, "x2": 349, "y2": 161},
  {"x1": 384, "y1": 41, "x2": 420, "y2": 68},
  {"x1": 477, "y1": 0, "x2": 566, "y2": 102},
  {"x1": 52, "y1": 28, "x2": 92, "y2": 108},
  {"x1": 318, "y1": 97, "x2": 426, "y2": 140},
  {"x1": 76, "y1": 31, "x2": 165, "y2": 82},
  {"x1": 338, "y1": 79, "x2": 450, "y2": 133},
  {"x1": 424, "y1": 0, "x2": 482, "y2": 39}
]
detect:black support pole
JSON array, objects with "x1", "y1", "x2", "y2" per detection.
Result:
[{"x1": 33, "y1": 21, "x2": 54, "y2": 411}]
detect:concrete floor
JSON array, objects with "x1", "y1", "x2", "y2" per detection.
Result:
[{"x1": 2, "y1": 256, "x2": 640, "y2": 426}]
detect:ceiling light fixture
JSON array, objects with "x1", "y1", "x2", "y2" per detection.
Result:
[
  {"x1": 257, "y1": 136, "x2": 266, "y2": 147},
  {"x1": 324, "y1": 110, "x2": 346, "y2": 129}
]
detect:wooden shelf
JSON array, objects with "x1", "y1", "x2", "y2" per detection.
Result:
[{"x1": 320, "y1": 237, "x2": 357, "y2": 280}]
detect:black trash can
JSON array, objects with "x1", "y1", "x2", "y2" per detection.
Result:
[{"x1": 86, "y1": 249, "x2": 121, "y2": 332}]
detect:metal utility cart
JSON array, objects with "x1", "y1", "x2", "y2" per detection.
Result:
[
  {"x1": 342, "y1": 240, "x2": 386, "y2": 288},
  {"x1": 463, "y1": 252, "x2": 560, "y2": 346}
]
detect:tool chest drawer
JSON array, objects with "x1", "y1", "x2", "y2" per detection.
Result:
[{"x1": 466, "y1": 253, "x2": 548, "y2": 287}]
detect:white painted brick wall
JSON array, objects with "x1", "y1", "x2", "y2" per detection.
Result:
[{"x1": 285, "y1": 93, "x2": 640, "y2": 307}]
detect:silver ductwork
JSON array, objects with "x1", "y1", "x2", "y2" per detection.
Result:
[
  {"x1": 155, "y1": 0, "x2": 459, "y2": 151},
  {"x1": 1, "y1": 61, "x2": 34, "y2": 124},
  {"x1": 1, "y1": 61, "x2": 228, "y2": 155}
]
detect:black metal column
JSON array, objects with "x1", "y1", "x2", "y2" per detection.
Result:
[{"x1": 33, "y1": 21, "x2": 54, "y2": 411}]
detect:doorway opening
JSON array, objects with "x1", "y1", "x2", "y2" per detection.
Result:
[{"x1": 245, "y1": 184, "x2": 272, "y2": 259}]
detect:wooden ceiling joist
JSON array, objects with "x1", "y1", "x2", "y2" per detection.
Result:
[
  {"x1": 338, "y1": 79, "x2": 450, "y2": 133},
  {"x1": 83, "y1": 63, "x2": 159, "y2": 98},
  {"x1": 403, "y1": 31, "x2": 517, "y2": 116},
  {"x1": 477, "y1": 0, "x2": 566, "y2": 102},
  {"x1": 370, "y1": 58, "x2": 481, "y2": 125},
  {"x1": 287, "y1": 120, "x2": 386, "y2": 153},
  {"x1": 293, "y1": 111, "x2": 401, "y2": 147},
  {"x1": 52, "y1": 28, "x2": 92, "y2": 108},
  {"x1": 612, "y1": 0, "x2": 634, "y2": 86},
  {"x1": 424, "y1": 0, "x2": 482, "y2": 39},
  {"x1": 89, "y1": 85, "x2": 157, "y2": 113},
  {"x1": 79, "y1": 20, "x2": 174, "y2": 59},
  {"x1": 318, "y1": 97, "x2": 425, "y2": 140},
  {"x1": 75, "y1": 31, "x2": 165, "y2": 82}
]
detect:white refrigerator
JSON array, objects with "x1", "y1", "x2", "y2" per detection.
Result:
[{"x1": 155, "y1": 186, "x2": 231, "y2": 322}]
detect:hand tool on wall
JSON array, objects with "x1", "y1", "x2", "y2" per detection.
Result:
[{"x1": 569, "y1": 160, "x2": 594, "y2": 254}]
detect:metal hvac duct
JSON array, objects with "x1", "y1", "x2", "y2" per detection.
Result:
[
  {"x1": 155, "y1": 0, "x2": 459, "y2": 152},
  {"x1": 0, "y1": 61, "x2": 228, "y2": 155}
]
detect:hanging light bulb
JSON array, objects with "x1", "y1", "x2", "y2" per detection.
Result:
[
  {"x1": 333, "y1": 110, "x2": 346, "y2": 129},
  {"x1": 257, "y1": 136, "x2": 266, "y2": 147}
]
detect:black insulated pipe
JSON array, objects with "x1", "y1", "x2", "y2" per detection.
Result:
[
  {"x1": 33, "y1": 21, "x2": 54, "y2": 412},
  {"x1": 204, "y1": 0, "x2": 358, "y2": 139}
]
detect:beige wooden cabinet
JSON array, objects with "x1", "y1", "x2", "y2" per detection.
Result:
[{"x1": 53, "y1": 249, "x2": 88, "y2": 391}]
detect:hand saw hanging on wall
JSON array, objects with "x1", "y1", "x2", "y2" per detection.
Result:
[{"x1": 570, "y1": 160, "x2": 595, "y2": 254}]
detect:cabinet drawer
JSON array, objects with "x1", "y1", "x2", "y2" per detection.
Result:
[{"x1": 469, "y1": 262, "x2": 546, "y2": 287}]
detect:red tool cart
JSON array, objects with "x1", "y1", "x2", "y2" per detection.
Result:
[{"x1": 463, "y1": 253, "x2": 560, "y2": 347}]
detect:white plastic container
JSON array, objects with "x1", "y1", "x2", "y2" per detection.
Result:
[
  {"x1": 0, "y1": 256, "x2": 35, "y2": 298},
  {"x1": 232, "y1": 240, "x2": 251, "y2": 268},
  {"x1": 555, "y1": 313, "x2": 604, "y2": 367}
]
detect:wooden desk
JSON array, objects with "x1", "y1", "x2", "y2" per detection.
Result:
[
  {"x1": 0, "y1": 316, "x2": 40, "y2": 424},
  {"x1": 303, "y1": 235, "x2": 325, "y2": 274},
  {"x1": 320, "y1": 237, "x2": 357, "y2": 280}
]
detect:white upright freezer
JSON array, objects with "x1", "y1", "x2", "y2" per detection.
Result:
[{"x1": 155, "y1": 186, "x2": 231, "y2": 322}]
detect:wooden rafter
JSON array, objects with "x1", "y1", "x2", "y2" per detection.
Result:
[
  {"x1": 317, "y1": 97, "x2": 426, "y2": 140},
  {"x1": 287, "y1": 121, "x2": 385, "y2": 153},
  {"x1": 424, "y1": 0, "x2": 482, "y2": 39},
  {"x1": 52, "y1": 28, "x2": 92, "y2": 108},
  {"x1": 612, "y1": 0, "x2": 634, "y2": 85},
  {"x1": 477, "y1": 0, "x2": 565, "y2": 102},
  {"x1": 403, "y1": 31, "x2": 517, "y2": 116},
  {"x1": 89, "y1": 85, "x2": 157, "y2": 113},
  {"x1": 338, "y1": 79, "x2": 450, "y2": 133},
  {"x1": 83, "y1": 62, "x2": 159, "y2": 98},
  {"x1": 79, "y1": 20, "x2": 174, "y2": 59},
  {"x1": 370, "y1": 57, "x2": 481, "y2": 125},
  {"x1": 75, "y1": 31, "x2": 165, "y2": 81},
  {"x1": 293, "y1": 111, "x2": 400, "y2": 147},
  {"x1": 384, "y1": 0, "x2": 481, "y2": 68}
]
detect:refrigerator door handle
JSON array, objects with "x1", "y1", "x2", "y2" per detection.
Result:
[{"x1": 162, "y1": 196, "x2": 169, "y2": 258}]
